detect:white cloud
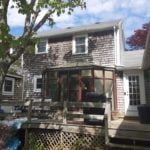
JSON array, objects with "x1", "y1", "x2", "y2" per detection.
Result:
[
  {"x1": 85, "y1": 0, "x2": 117, "y2": 14},
  {"x1": 8, "y1": 1, "x2": 25, "y2": 27},
  {"x1": 8, "y1": 0, "x2": 150, "y2": 39}
]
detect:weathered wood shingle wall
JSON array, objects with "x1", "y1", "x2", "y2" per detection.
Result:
[
  {"x1": 144, "y1": 70, "x2": 150, "y2": 104},
  {"x1": 0, "y1": 78, "x2": 22, "y2": 100},
  {"x1": 23, "y1": 30, "x2": 115, "y2": 99}
]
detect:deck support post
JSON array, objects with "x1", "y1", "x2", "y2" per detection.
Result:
[
  {"x1": 104, "y1": 98, "x2": 111, "y2": 148},
  {"x1": 63, "y1": 101, "x2": 67, "y2": 124},
  {"x1": 24, "y1": 99, "x2": 33, "y2": 150}
]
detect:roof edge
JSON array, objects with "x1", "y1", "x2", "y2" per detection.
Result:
[{"x1": 36, "y1": 19, "x2": 123, "y2": 38}]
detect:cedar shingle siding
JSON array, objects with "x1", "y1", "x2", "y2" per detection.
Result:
[
  {"x1": 144, "y1": 70, "x2": 150, "y2": 104},
  {"x1": 0, "y1": 78, "x2": 22, "y2": 100},
  {"x1": 23, "y1": 30, "x2": 115, "y2": 99},
  {"x1": 116, "y1": 71, "x2": 124, "y2": 113}
]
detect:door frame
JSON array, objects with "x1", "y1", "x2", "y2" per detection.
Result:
[{"x1": 123, "y1": 70, "x2": 146, "y2": 116}]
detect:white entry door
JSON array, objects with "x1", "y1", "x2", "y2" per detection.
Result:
[{"x1": 124, "y1": 71, "x2": 145, "y2": 116}]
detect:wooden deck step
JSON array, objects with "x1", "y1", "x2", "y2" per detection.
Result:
[
  {"x1": 107, "y1": 142, "x2": 150, "y2": 150},
  {"x1": 110, "y1": 119, "x2": 150, "y2": 141},
  {"x1": 109, "y1": 128, "x2": 150, "y2": 141}
]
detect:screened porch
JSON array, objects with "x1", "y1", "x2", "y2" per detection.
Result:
[{"x1": 40, "y1": 65, "x2": 115, "y2": 125}]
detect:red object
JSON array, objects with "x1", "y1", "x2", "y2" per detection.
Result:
[{"x1": 126, "y1": 22, "x2": 150, "y2": 49}]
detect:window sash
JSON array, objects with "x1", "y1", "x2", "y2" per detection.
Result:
[
  {"x1": 73, "y1": 35, "x2": 88, "y2": 54},
  {"x1": 36, "y1": 78, "x2": 42, "y2": 89},
  {"x1": 36, "y1": 39, "x2": 48, "y2": 54},
  {"x1": 2, "y1": 77, "x2": 15, "y2": 95},
  {"x1": 34, "y1": 75, "x2": 42, "y2": 92},
  {"x1": 4, "y1": 80, "x2": 13, "y2": 92}
]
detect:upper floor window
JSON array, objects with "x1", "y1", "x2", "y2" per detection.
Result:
[
  {"x1": 34, "y1": 75, "x2": 42, "y2": 92},
  {"x1": 2, "y1": 77, "x2": 15, "y2": 95},
  {"x1": 35, "y1": 39, "x2": 48, "y2": 54},
  {"x1": 72, "y1": 35, "x2": 88, "y2": 54}
]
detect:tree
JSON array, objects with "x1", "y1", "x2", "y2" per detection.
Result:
[
  {"x1": 0, "y1": 0, "x2": 85, "y2": 95},
  {"x1": 126, "y1": 22, "x2": 150, "y2": 50}
]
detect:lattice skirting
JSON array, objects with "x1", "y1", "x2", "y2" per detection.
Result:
[{"x1": 29, "y1": 128, "x2": 105, "y2": 150}]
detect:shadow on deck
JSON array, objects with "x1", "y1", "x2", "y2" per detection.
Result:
[{"x1": 107, "y1": 118, "x2": 150, "y2": 150}]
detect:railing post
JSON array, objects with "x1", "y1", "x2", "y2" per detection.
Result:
[
  {"x1": 24, "y1": 99, "x2": 33, "y2": 150},
  {"x1": 63, "y1": 101, "x2": 67, "y2": 124},
  {"x1": 104, "y1": 98, "x2": 111, "y2": 148}
]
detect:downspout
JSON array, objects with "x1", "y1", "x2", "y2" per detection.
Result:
[
  {"x1": 114, "y1": 26, "x2": 117, "y2": 65},
  {"x1": 113, "y1": 25, "x2": 119, "y2": 112},
  {"x1": 114, "y1": 25, "x2": 121, "y2": 66}
]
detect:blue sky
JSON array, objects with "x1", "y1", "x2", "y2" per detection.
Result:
[{"x1": 9, "y1": 0, "x2": 150, "y2": 40}]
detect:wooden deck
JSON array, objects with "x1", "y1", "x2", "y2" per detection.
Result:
[
  {"x1": 22, "y1": 118, "x2": 150, "y2": 140},
  {"x1": 109, "y1": 119, "x2": 150, "y2": 140},
  {"x1": 22, "y1": 119, "x2": 105, "y2": 135},
  {"x1": 1, "y1": 100, "x2": 150, "y2": 149}
]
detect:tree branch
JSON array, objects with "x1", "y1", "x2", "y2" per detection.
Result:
[
  {"x1": 23, "y1": 0, "x2": 37, "y2": 35},
  {"x1": 33, "y1": 9, "x2": 55, "y2": 32}
]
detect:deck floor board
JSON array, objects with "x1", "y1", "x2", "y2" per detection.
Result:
[{"x1": 109, "y1": 119, "x2": 150, "y2": 140}]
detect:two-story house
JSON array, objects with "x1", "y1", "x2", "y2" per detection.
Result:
[{"x1": 23, "y1": 19, "x2": 147, "y2": 117}]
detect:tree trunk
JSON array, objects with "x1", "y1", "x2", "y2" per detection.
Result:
[
  {"x1": 0, "y1": 64, "x2": 9, "y2": 99},
  {"x1": 0, "y1": 74, "x2": 6, "y2": 99}
]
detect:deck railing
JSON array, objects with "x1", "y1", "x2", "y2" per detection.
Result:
[
  {"x1": 0, "y1": 99, "x2": 111, "y2": 150},
  {"x1": 0, "y1": 99, "x2": 111, "y2": 126}
]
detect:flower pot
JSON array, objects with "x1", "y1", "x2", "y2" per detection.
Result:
[{"x1": 138, "y1": 105, "x2": 150, "y2": 124}]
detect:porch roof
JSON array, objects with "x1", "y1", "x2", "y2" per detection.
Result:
[
  {"x1": 122, "y1": 50, "x2": 144, "y2": 70},
  {"x1": 43, "y1": 63, "x2": 115, "y2": 72},
  {"x1": 6, "y1": 73, "x2": 22, "y2": 79}
]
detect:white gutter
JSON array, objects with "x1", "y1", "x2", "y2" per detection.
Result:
[{"x1": 114, "y1": 26, "x2": 117, "y2": 65}]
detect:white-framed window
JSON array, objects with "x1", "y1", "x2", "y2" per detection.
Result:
[
  {"x1": 72, "y1": 34, "x2": 88, "y2": 54},
  {"x1": 2, "y1": 77, "x2": 15, "y2": 95},
  {"x1": 34, "y1": 75, "x2": 42, "y2": 92},
  {"x1": 35, "y1": 39, "x2": 48, "y2": 54}
]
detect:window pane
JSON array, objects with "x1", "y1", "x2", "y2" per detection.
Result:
[
  {"x1": 38, "y1": 39, "x2": 46, "y2": 52},
  {"x1": 94, "y1": 70, "x2": 103, "y2": 78},
  {"x1": 105, "y1": 71, "x2": 113, "y2": 79},
  {"x1": 60, "y1": 75, "x2": 68, "y2": 100},
  {"x1": 105, "y1": 80, "x2": 113, "y2": 98},
  {"x1": 94, "y1": 79, "x2": 104, "y2": 94},
  {"x1": 36, "y1": 78, "x2": 42, "y2": 89},
  {"x1": 47, "y1": 79, "x2": 58, "y2": 100},
  {"x1": 4, "y1": 80, "x2": 13, "y2": 92},
  {"x1": 76, "y1": 37, "x2": 85, "y2": 45},
  {"x1": 76, "y1": 45, "x2": 85, "y2": 53},
  {"x1": 69, "y1": 75, "x2": 82, "y2": 101},
  {"x1": 81, "y1": 70, "x2": 92, "y2": 77}
]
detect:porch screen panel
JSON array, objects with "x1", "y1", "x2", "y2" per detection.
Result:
[
  {"x1": 47, "y1": 72, "x2": 59, "y2": 101},
  {"x1": 94, "y1": 79, "x2": 103, "y2": 94},
  {"x1": 48, "y1": 80, "x2": 58, "y2": 100},
  {"x1": 105, "y1": 79, "x2": 113, "y2": 109},
  {"x1": 69, "y1": 71, "x2": 81, "y2": 101},
  {"x1": 60, "y1": 74, "x2": 68, "y2": 101},
  {"x1": 93, "y1": 70, "x2": 104, "y2": 95},
  {"x1": 128, "y1": 75, "x2": 140, "y2": 105}
]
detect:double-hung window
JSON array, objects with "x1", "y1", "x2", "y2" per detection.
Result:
[
  {"x1": 35, "y1": 39, "x2": 48, "y2": 54},
  {"x1": 34, "y1": 75, "x2": 42, "y2": 92},
  {"x1": 2, "y1": 77, "x2": 15, "y2": 95},
  {"x1": 72, "y1": 35, "x2": 88, "y2": 54}
]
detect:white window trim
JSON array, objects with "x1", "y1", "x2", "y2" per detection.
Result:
[
  {"x1": 2, "y1": 77, "x2": 15, "y2": 95},
  {"x1": 34, "y1": 75, "x2": 42, "y2": 92},
  {"x1": 72, "y1": 34, "x2": 88, "y2": 55},
  {"x1": 35, "y1": 39, "x2": 49, "y2": 54}
]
